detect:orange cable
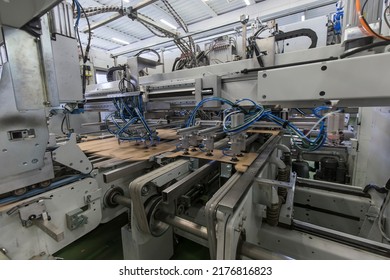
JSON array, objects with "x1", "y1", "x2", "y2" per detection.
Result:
[{"x1": 355, "y1": 0, "x2": 390, "y2": 40}]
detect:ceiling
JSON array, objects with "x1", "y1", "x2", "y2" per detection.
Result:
[
  {"x1": 76, "y1": 0, "x2": 336, "y2": 55},
  {"x1": 77, "y1": 0, "x2": 267, "y2": 52}
]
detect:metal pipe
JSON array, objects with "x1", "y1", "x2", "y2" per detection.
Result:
[
  {"x1": 242, "y1": 23, "x2": 247, "y2": 58},
  {"x1": 214, "y1": 138, "x2": 229, "y2": 149},
  {"x1": 103, "y1": 161, "x2": 151, "y2": 183},
  {"x1": 156, "y1": 211, "x2": 292, "y2": 260},
  {"x1": 275, "y1": 144, "x2": 290, "y2": 153},
  {"x1": 112, "y1": 194, "x2": 132, "y2": 208},
  {"x1": 177, "y1": 125, "x2": 201, "y2": 135},
  {"x1": 197, "y1": 125, "x2": 222, "y2": 136},
  {"x1": 239, "y1": 241, "x2": 293, "y2": 260},
  {"x1": 156, "y1": 211, "x2": 208, "y2": 240},
  {"x1": 301, "y1": 150, "x2": 345, "y2": 162},
  {"x1": 269, "y1": 154, "x2": 286, "y2": 169},
  {"x1": 160, "y1": 48, "x2": 165, "y2": 73},
  {"x1": 296, "y1": 177, "x2": 364, "y2": 194}
]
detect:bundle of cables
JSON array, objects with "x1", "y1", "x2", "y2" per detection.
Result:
[
  {"x1": 105, "y1": 96, "x2": 158, "y2": 145},
  {"x1": 222, "y1": 98, "x2": 267, "y2": 134},
  {"x1": 264, "y1": 106, "x2": 338, "y2": 152},
  {"x1": 356, "y1": 0, "x2": 390, "y2": 41},
  {"x1": 72, "y1": 0, "x2": 92, "y2": 96},
  {"x1": 186, "y1": 97, "x2": 339, "y2": 152}
]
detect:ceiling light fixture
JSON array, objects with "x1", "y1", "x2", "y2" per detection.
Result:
[
  {"x1": 244, "y1": 0, "x2": 250, "y2": 5},
  {"x1": 112, "y1": 37, "x2": 130, "y2": 45},
  {"x1": 160, "y1": 19, "x2": 177, "y2": 30}
]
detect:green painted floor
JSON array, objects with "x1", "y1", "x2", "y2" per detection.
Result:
[{"x1": 54, "y1": 213, "x2": 210, "y2": 260}]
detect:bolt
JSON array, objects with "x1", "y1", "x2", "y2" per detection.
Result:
[{"x1": 141, "y1": 186, "x2": 150, "y2": 196}]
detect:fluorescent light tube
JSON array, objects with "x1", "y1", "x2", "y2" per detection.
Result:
[
  {"x1": 112, "y1": 37, "x2": 130, "y2": 45},
  {"x1": 160, "y1": 19, "x2": 177, "y2": 30}
]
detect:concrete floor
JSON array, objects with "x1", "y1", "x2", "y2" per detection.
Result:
[{"x1": 54, "y1": 213, "x2": 210, "y2": 260}]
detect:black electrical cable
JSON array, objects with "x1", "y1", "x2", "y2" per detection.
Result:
[
  {"x1": 253, "y1": 26, "x2": 268, "y2": 38},
  {"x1": 73, "y1": 1, "x2": 92, "y2": 96},
  {"x1": 363, "y1": 184, "x2": 388, "y2": 194},
  {"x1": 171, "y1": 57, "x2": 180, "y2": 71},
  {"x1": 134, "y1": 49, "x2": 161, "y2": 63},
  {"x1": 340, "y1": 40, "x2": 390, "y2": 58},
  {"x1": 81, "y1": 5, "x2": 91, "y2": 96},
  {"x1": 360, "y1": 0, "x2": 390, "y2": 41},
  {"x1": 253, "y1": 44, "x2": 265, "y2": 67},
  {"x1": 61, "y1": 115, "x2": 67, "y2": 135},
  {"x1": 385, "y1": 5, "x2": 390, "y2": 29},
  {"x1": 79, "y1": 4, "x2": 91, "y2": 64},
  {"x1": 294, "y1": 108, "x2": 306, "y2": 115},
  {"x1": 362, "y1": 0, "x2": 369, "y2": 15}
]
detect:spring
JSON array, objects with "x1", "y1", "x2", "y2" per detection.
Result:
[
  {"x1": 266, "y1": 202, "x2": 281, "y2": 226},
  {"x1": 282, "y1": 152, "x2": 292, "y2": 166},
  {"x1": 277, "y1": 167, "x2": 289, "y2": 201},
  {"x1": 278, "y1": 168, "x2": 290, "y2": 182}
]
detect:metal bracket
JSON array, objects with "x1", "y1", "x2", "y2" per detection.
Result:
[
  {"x1": 17, "y1": 199, "x2": 64, "y2": 242},
  {"x1": 52, "y1": 133, "x2": 92, "y2": 174},
  {"x1": 253, "y1": 172, "x2": 297, "y2": 225},
  {"x1": 221, "y1": 163, "x2": 233, "y2": 178},
  {"x1": 33, "y1": 212, "x2": 64, "y2": 242},
  {"x1": 66, "y1": 208, "x2": 88, "y2": 231},
  {"x1": 189, "y1": 158, "x2": 199, "y2": 171},
  {"x1": 254, "y1": 172, "x2": 296, "y2": 190}
]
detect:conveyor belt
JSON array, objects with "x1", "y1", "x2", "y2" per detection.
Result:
[{"x1": 0, "y1": 175, "x2": 86, "y2": 206}]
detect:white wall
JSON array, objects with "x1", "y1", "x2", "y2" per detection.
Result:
[{"x1": 353, "y1": 107, "x2": 390, "y2": 188}]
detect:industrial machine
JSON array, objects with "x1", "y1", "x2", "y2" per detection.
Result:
[{"x1": 1, "y1": 0, "x2": 390, "y2": 260}]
